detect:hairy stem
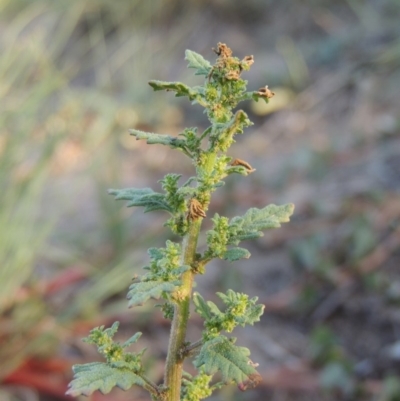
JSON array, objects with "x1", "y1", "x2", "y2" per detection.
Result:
[
  {"x1": 164, "y1": 150, "x2": 217, "y2": 400},
  {"x1": 164, "y1": 218, "x2": 202, "y2": 401},
  {"x1": 141, "y1": 376, "x2": 164, "y2": 399},
  {"x1": 182, "y1": 339, "x2": 203, "y2": 357}
]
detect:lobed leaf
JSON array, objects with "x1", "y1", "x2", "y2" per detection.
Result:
[
  {"x1": 130, "y1": 128, "x2": 188, "y2": 148},
  {"x1": 206, "y1": 301, "x2": 223, "y2": 318},
  {"x1": 222, "y1": 247, "x2": 251, "y2": 261},
  {"x1": 194, "y1": 336, "x2": 260, "y2": 385},
  {"x1": 228, "y1": 203, "x2": 294, "y2": 245},
  {"x1": 148, "y1": 247, "x2": 164, "y2": 261},
  {"x1": 66, "y1": 362, "x2": 145, "y2": 397},
  {"x1": 127, "y1": 280, "x2": 180, "y2": 307},
  {"x1": 214, "y1": 110, "x2": 253, "y2": 151},
  {"x1": 193, "y1": 292, "x2": 213, "y2": 320},
  {"x1": 122, "y1": 332, "x2": 142, "y2": 348},
  {"x1": 213, "y1": 290, "x2": 265, "y2": 329},
  {"x1": 236, "y1": 303, "x2": 264, "y2": 327},
  {"x1": 148, "y1": 81, "x2": 206, "y2": 106},
  {"x1": 149, "y1": 78, "x2": 209, "y2": 108},
  {"x1": 108, "y1": 187, "x2": 172, "y2": 213},
  {"x1": 149, "y1": 80, "x2": 194, "y2": 97},
  {"x1": 185, "y1": 50, "x2": 212, "y2": 76},
  {"x1": 105, "y1": 321, "x2": 120, "y2": 337}
]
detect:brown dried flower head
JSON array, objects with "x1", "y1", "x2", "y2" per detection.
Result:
[
  {"x1": 213, "y1": 42, "x2": 232, "y2": 58},
  {"x1": 257, "y1": 85, "x2": 275, "y2": 99},
  {"x1": 231, "y1": 159, "x2": 256, "y2": 173},
  {"x1": 225, "y1": 70, "x2": 240, "y2": 81},
  {"x1": 237, "y1": 373, "x2": 262, "y2": 392},
  {"x1": 188, "y1": 198, "x2": 206, "y2": 220},
  {"x1": 241, "y1": 55, "x2": 254, "y2": 67}
]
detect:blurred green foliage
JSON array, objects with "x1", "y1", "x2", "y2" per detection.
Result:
[
  {"x1": 0, "y1": 0, "x2": 172, "y2": 383},
  {"x1": 310, "y1": 326, "x2": 355, "y2": 396}
]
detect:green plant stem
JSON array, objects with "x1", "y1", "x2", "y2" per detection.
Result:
[
  {"x1": 183, "y1": 339, "x2": 203, "y2": 357},
  {"x1": 164, "y1": 151, "x2": 216, "y2": 400},
  {"x1": 141, "y1": 376, "x2": 164, "y2": 399},
  {"x1": 164, "y1": 218, "x2": 202, "y2": 401}
]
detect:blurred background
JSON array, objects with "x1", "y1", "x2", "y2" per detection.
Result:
[{"x1": 1, "y1": 0, "x2": 400, "y2": 400}]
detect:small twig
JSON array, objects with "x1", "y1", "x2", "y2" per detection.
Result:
[
  {"x1": 311, "y1": 282, "x2": 355, "y2": 322},
  {"x1": 180, "y1": 339, "x2": 203, "y2": 359},
  {"x1": 141, "y1": 375, "x2": 166, "y2": 400}
]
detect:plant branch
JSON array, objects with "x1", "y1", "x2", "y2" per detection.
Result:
[
  {"x1": 181, "y1": 339, "x2": 203, "y2": 358},
  {"x1": 140, "y1": 375, "x2": 166, "y2": 400}
]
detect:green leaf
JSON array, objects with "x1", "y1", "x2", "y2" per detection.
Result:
[
  {"x1": 127, "y1": 280, "x2": 180, "y2": 307},
  {"x1": 148, "y1": 247, "x2": 164, "y2": 261},
  {"x1": 238, "y1": 303, "x2": 264, "y2": 326},
  {"x1": 215, "y1": 290, "x2": 264, "y2": 328},
  {"x1": 222, "y1": 247, "x2": 251, "y2": 261},
  {"x1": 185, "y1": 50, "x2": 212, "y2": 76},
  {"x1": 159, "y1": 174, "x2": 188, "y2": 213},
  {"x1": 148, "y1": 81, "x2": 208, "y2": 108},
  {"x1": 194, "y1": 336, "x2": 260, "y2": 384},
  {"x1": 66, "y1": 362, "x2": 145, "y2": 397},
  {"x1": 149, "y1": 80, "x2": 194, "y2": 97},
  {"x1": 122, "y1": 332, "x2": 142, "y2": 348},
  {"x1": 193, "y1": 292, "x2": 213, "y2": 320},
  {"x1": 105, "y1": 321, "x2": 120, "y2": 337},
  {"x1": 108, "y1": 187, "x2": 172, "y2": 213},
  {"x1": 214, "y1": 110, "x2": 253, "y2": 151},
  {"x1": 182, "y1": 368, "x2": 222, "y2": 401},
  {"x1": 131, "y1": 242, "x2": 189, "y2": 306},
  {"x1": 228, "y1": 203, "x2": 294, "y2": 245},
  {"x1": 129, "y1": 128, "x2": 189, "y2": 149},
  {"x1": 206, "y1": 300, "x2": 223, "y2": 317}
]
